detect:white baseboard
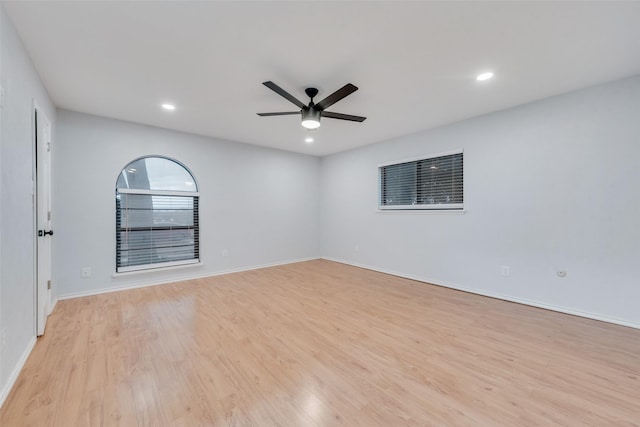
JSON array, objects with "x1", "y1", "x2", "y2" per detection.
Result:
[
  {"x1": 323, "y1": 257, "x2": 640, "y2": 330},
  {"x1": 0, "y1": 336, "x2": 37, "y2": 409},
  {"x1": 58, "y1": 257, "x2": 319, "y2": 301}
]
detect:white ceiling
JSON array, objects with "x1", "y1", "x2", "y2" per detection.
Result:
[{"x1": 4, "y1": 1, "x2": 640, "y2": 156}]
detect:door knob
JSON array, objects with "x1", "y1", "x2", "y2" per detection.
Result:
[{"x1": 38, "y1": 230, "x2": 54, "y2": 237}]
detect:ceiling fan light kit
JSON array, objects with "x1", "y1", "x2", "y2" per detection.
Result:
[
  {"x1": 301, "y1": 108, "x2": 321, "y2": 129},
  {"x1": 258, "y1": 81, "x2": 366, "y2": 130}
]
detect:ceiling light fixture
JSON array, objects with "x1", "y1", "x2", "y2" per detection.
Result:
[
  {"x1": 161, "y1": 103, "x2": 176, "y2": 111},
  {"x1": 258, "y1": 82, "x2": 366, "y2": 129},
  {"x1": 476, "y1": 72, "x2": 494, "y2": 81},
  {"x1": 301, "y1": 109, "x2": 321, "y2": 129},
  {"x1": 305, "y1": 136, "x2": 314, "y2": 143}
]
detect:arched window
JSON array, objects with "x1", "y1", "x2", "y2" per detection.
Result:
[{"x1": 116, "y1": 156, "x2": 199, "y2": 272}]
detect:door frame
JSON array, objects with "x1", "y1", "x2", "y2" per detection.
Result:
[{"x1": 32, "y1": 100, "x2": 53, "y2": 336}]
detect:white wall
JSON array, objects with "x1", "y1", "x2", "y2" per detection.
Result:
[
  {"x1": 54, "y1": 110, "x2": 321, "y2": 298},
  {"x1": 321, "y1": 75, "x2": 640, "y2": 328},
  {"x1": 0, "y1": 5, "x2": 56, "y2": 404}
]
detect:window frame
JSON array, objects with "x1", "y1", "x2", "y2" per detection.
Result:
[
  {"x1": 115, "y1": 156, "x2": 200, "y2": 273},
  {"x1": 378, "y1": 149, "x2": 463, "y2": 211}
]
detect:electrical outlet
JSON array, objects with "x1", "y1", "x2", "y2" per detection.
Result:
[
  {"x1": 81, "y1": 267, "x2": 91, "y2": 278},
  {"x1": 355, "y1": 245, "x2": 360, "y2": 252},
  {"x1": 500, "y1": 266, "x2": 510, "y2": 277},
  {"x1": 222, "y1": 249, "x2": 229, "y2": 257}
]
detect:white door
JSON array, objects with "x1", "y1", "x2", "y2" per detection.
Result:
[{"x1": 35, "y1": 107, "x2": 53, "y2": 336}]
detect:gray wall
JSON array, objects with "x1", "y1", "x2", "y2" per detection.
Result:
[
  {"x1": 321, "y1": 75, "x2": 640, "y2": 327},
  {"x1": 53, "y1": 110, "x2": 321, "y2": 297},
  {"x1": 0, "y1": 6, "x2": 56, "y2": 403}
]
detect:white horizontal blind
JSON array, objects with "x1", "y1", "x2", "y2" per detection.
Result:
[
  {"x1": 380, "y1": 151, "x2": 463, "y2": 210},
  {"x1": 116, "y1": 192, "x2": 199, "y2": 271}
]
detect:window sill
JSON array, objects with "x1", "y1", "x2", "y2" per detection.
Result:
[
  {"x1": 376, "y1": 209, "x2": 466, "y2": 215},
  {"x1": 113, "y1": 262, "x2": 204, "y2": 278}
]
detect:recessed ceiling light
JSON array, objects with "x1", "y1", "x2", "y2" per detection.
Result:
[
  {"x1": 305, "y1": 137, "x2": 314, "y2": 144},
  {"x1": 476, "y1": 72, "x2": 494, "y2": 81},
  {"x1": 161, "y1": 103, "x2": 176, "y2": 111}
]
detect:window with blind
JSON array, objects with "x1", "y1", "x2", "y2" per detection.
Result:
[
  {"x1": 379, "y1": 150, "x2": 463, "y2": 210},
  {"x1": 115, "y1": 156, "x2": 199, "y2": 272}
]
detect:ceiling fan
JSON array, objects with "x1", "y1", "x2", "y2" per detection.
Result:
[{"x1": 257, "y1": 81, "x2": 366, "y2": 129}]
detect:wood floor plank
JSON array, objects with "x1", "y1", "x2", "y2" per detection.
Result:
[{"x1": 1, "y1": 260, "x2": 639, "y2": 426}]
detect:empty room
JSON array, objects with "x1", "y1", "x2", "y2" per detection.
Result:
[{"x1": 1, "y1": 1, "x2": 639, "y2": 426}]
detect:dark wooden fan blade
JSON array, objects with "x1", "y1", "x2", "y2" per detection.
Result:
[
  {"x1": 262, "y1": 81, "x2": 306, "y2": 109},
  {"x1": 322, "y1": 111, "x2": 366, "y2": 122},
  {"x1": 315, "y1": 84, "x2": 358, "y2": 111},
  {"x1": 257, "y1": 112, "x2": 300, "y2": 116}
]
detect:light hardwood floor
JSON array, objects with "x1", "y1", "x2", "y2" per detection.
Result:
[{"x1": 1, "y1": 260, "x2": 639, "y2": 426}]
